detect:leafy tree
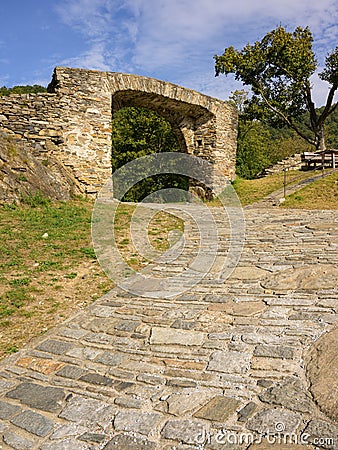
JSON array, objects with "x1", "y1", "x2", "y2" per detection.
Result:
[
  {"x1": 236, "y1": 121, "x2": 271, "y2": 179},
  {"x1": 229, "y1": 88, "x2": 313, "y2": 178},
  {"x1": 0, "y1": 85, "x2": 46, "y2": 96},
  {"x1": 215, "y1": 25, "x2": 338, "y2": 151},
  {"x1": 322, "y1": 107, "x2": 338, "y2": 148},
  {"x1": 111, "y1": 106, "x2": 189, "y2": 201}
]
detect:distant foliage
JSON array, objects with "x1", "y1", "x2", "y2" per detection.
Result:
[
  {"x1": 232, "y1": 89, "x2": 338, "y2": 179},
  {"x1": 236, "y1": 119, "x2": 316, "y2": 179},
  {"x1": 323, "y1": 107, "x2": 338, "y2": 148},
  {"x1": 0, "y1": 85, "x2": 47, "y2": 96},
  {"x1": 215, "y1": 25, "x2": 338, "y2": 151},
  {"x1": 111, "y1": 106, "x2": 189, "y2": 201},
  {"x1": 236, "y1": 121, "x2": 271, "y2": 179}
]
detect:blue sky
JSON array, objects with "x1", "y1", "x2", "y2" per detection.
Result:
[{"x1": 1, "y1": 0, "x2": 337, "y2": 106}]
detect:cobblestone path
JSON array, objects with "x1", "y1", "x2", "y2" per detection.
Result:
[{"x1": 0, "y1": 206, "x2": 337, "y2": 450}]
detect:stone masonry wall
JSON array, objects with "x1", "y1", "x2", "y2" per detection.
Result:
[
  {"x1": 0, "y1": 93, "x2": 61, "y2": 152},
  {"x1": 0, "y1": 67, "x2": 238, "y2": 195}
]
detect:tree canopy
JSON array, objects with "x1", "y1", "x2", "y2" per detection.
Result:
[
  {"x1": 0, "y1": 85, "x2": 46, "y2": 96},
  {"x1": 215, "y1": 25, "x2": 338, "y2": 151},
  {"x1": 111, "y1": 106, "x2": 189, "y2": 201}
]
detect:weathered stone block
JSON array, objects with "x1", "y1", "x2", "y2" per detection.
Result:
[
  {"x1": 207, "y1": 350, "x2": 251, "y2": 374},
  {"x1": 59, "y1": 396, "x2": 115, "y2": 428},
  {"x1": 79, "y1": 372, "x2": 114, "y2": 386},
  {"x1": 56, "y1": 365, "x2": 87, "y2": 380},
  {"x1": 103, "y1": 434, "x2": 156, "y2": 449},
  {"x1": 150, "y1": 326, "x2": 204, "y2": 346},
  {"x1": 259, "y1": 377, "x2": 315, "y2": 414},
  {"x1": 303, "y1": 420, "x2": 338, "y2": 449},
  {"x1": 36, "y1": 339, "x2": 73, "y2": 355},
  {"x1": 161, "y1": 419, "x2": 207, "y2": 445},
  {"x1": 305, "y1": 326, "x2": 338, "y2": 422},
  {"x1": 3, "y1": 430, "x2": 35, "y2": 449},
  {"x1": 247, "y1": 408, "x2": 301, "y2": 435},
  {"x1": 167, "y1": 389, "x2": 214, "y2": 416},
  {"x1": 237, "y1": 401, "x2": 258, "y2": 422},
  {"x1": 136, "y1": 373, "x2": 166, "y2": 385},
  {"x1": 0, "y1": 400, "x2": 21, "y2": 420},
  {"x1": 11, "y1": 410, "x2": 54, "y2": 437},
  {"x1": 95, "y1": 351, "x2": 124, "y2": 366},
  {"x1": 194, "y1": 395, "x2": 241, "y2": 422},
  {"x1": 114, "y1": 410, "x2": 162, "y2": 436},
  {"x1": 6, "y1": 382, "x2": 65, "y2": 413},
  {"x1": 253, "y1": 344, "x2": 294, "y2": 359}
]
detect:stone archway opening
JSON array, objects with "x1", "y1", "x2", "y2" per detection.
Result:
[
  {"x1": 111, "y1": 90, "x2": 218, "y2": 200},
  {"x1": 111, "y1": 104, "x2": 190, "y2": 201}
]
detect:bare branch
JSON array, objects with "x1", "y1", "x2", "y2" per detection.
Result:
[
  {"x1": 328, "y1": 101, "x2": 338, "y2": 115},
  {"x1": 303, "y1": 83, "x2": 317, "y2": 131},
  {"x1": 258, "y1": 88, "x2": 316, "y2": 146},
  {"x1": 318, "y1": 84, "x2": 338, "y2": 127}
]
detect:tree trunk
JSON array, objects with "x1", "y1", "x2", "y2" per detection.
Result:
[{"x1": 316, "y1": 125, "x2": 326, "y2": 152}]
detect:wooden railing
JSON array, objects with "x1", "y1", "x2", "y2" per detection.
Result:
[{"x1": 301, "y1": 149, "x2": 337, "y2": 169}]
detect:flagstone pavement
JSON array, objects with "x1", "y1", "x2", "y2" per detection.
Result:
[{"x1": 0, "y1": 204, "x2": 337, "y2": 450}]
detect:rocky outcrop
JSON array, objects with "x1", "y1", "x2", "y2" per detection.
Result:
[
  {"x1": 0, "y1": 132, "x2": 83, "y2": 204},
  {"x1": 305, "y1": 325, "x2": 338, "y2": 423}
]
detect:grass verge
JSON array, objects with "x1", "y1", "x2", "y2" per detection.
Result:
[
  {"x1": 0, "y1": 197, "x2": 183, "y2": 359},
  {"x1": 281, "y1": 170, "x2": 338, "y2": 209},
  {"x1": 231, "y1": 169, "x2": 334, "y2": 206}
]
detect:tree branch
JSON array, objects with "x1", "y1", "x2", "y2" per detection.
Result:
[
  {"x1": 257, "y1": 87, "x2": 316, "y2": 146},
  {"x1": 318, "y1": 84, "x2": 338, "y2": 127},
  {"x1": 303, "y1": 83, "x2": 317, "y2": 131},
  {"x1": 328, "y1": 101, "x2": 338, "y2": 115}
]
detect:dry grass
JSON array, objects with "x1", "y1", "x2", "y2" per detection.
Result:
[
  {"x1": 231, "y1": 169, "x2": 333, "y2": 206},
  {"x1": 282, "y1": 170, "x2": 338, "y2": 209},
  {"x1": 0, "y1": 198, "x2": 183, "y2": 359}
]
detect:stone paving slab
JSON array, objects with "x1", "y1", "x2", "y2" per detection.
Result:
[{"x1": 0, "y1": 206, "x2": 337, "y2": 449}]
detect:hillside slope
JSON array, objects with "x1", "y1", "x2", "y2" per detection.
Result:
[{"x1": 0, "y1": 132, "x2": 83, "y2": 204}]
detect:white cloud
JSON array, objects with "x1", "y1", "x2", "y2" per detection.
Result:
[
  {"x1": 54, "y1": 0, "x2": 338, "y2": 105},
  {"x1": 55, "y1": 0, "x2": 114, "y2": 37},
  {"x1": 59, "y1": 41, "x2": 113, "y2": 72},
  {"x1": 128, "y1": 0, "x2": 337, "y2": 66}
]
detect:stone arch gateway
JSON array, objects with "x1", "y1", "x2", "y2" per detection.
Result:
[{"x1": 0, "y1": 67, "x2": 238, "y2": 196}]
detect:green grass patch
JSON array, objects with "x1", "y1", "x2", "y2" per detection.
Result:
[
  {"x1": 231, "y1": 170, "x2": 332, "y2": 206},
  {"x1": 0, "y1": 198, "x2": 184, "y2": 359},
  {"x1": 0, "y1": 287, "x2": 31, "y2": 318},
  {"x1": 0, "y1": 199, "x2": 94, "y2": 274},
  {"x1": 9, "y1": 277, "x2": 31, "y2": 287},
  {"x1": 5, "y1": 346, "x2": 19, "y2": 354},
  {"x1": 80, "y1": 247, "x2": 96, "y2": 258},
  {"x1": 282, "y1": 170, "x2": 338, "y2": 209},
  {"x1": 20, "y1": 192, "x2": 51, "y2": 207},
  {"x1": 64, "y1": 272, "x2": 77, "y2": 279}
]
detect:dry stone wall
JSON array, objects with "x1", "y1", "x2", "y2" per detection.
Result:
[
  {"x1": 0, "y1": 93, "x2": 62, "y2": 150},
  {"x1": 263, "y1": 153, "x2": 303, "y2": 175},
  {"x1": 0, "y1": 67, "x2": 238, "y2": 195}
]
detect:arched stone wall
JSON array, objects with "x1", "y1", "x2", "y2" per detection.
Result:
[
  {"x1": 0, "y1": 67, "x2": 238, "y2": 196},
  {"x1": 111, "y1": 90, "x2": 191, "y2": 156}
]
